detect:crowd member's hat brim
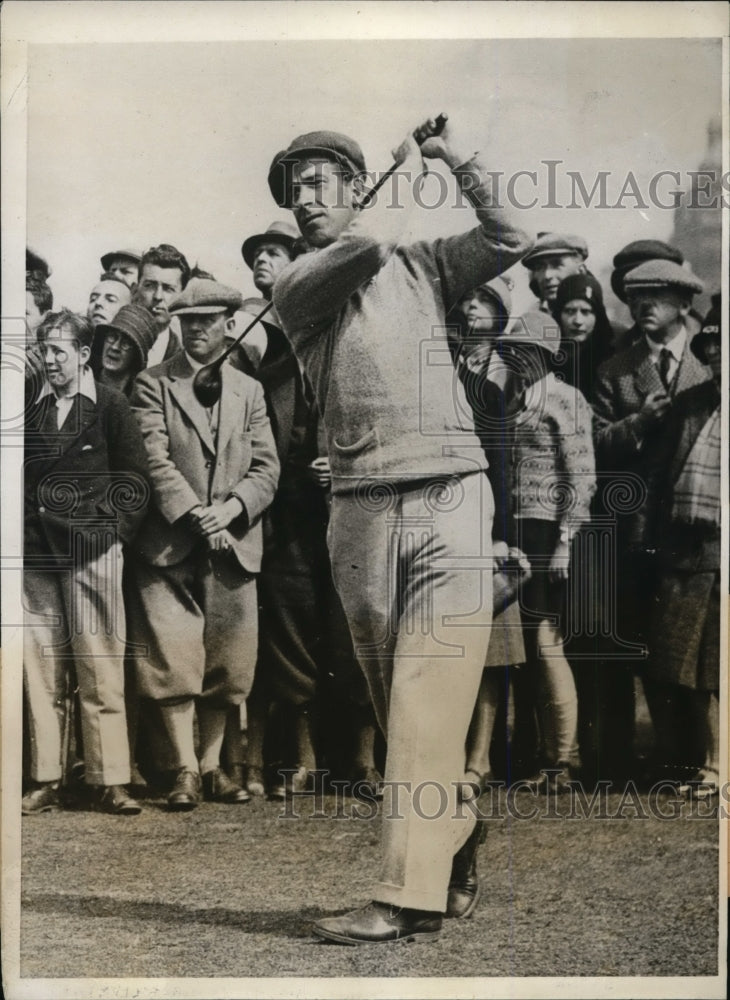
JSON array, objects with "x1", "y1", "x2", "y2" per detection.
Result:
[
  {"x1": 690, "y1": 301, "x2": 721, "y2": 363},
  {"x1": 170, "y1": 278, "x2": 243, "y2": 315},
  {"x1": 497, "y1": 310, "x2": 562, "y2": 358},
  {"x1": 623, "y1": 259, "x2": 704, "y2": 297},
  {"x1": 241, "y1": 221, "x2": 299, "y2": 268},
  {"x1": 610, "y1": 240, "x2": 684, "y2": 303},
  {"x1": 522, "y1": 233, "x2": 589, "y2": 270},
  {"x1": 268, "y1": 130, "x2": 367, "y2": 208},
  {"x1": 26, "y1": 247, "x2": 51, "y2": 279},
  {"x1": 100, "y1": 249, "x2": 142, "y2": 272},
  {"x1": 95, "y1": 304, "x2": 158, "y2": 367}
]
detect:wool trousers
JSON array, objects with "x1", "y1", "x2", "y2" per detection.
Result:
[
  {"x1": 328, "y1": 472, "x2": 493, "y2": 912},
  {"x1": 23, "y1": 542, "x2": 131, "y2": 786}
]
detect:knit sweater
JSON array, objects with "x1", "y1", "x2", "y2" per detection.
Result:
[
  {"x1": 511, "y1": 373, "x2": 596, "y2": 528},
  {"x1": 274, "y1": 156, "x2": 533, "y2": 493}
]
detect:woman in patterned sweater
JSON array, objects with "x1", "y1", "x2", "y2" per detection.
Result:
[{"x1": 497, "y1": 311, "x2": 597, "y2": 790}]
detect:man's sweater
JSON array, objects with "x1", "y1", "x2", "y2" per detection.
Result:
[{"x1": 274, "y1": 156, "x2": 533, "y2": 494}]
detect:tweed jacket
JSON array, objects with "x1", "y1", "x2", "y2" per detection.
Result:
[
  {"x1": 592, "y1": 334, "x2": 711, "y2": 551},
  {"x1": 274, "y1": 154, "x2": 533, "y2": 494},
  {"x1": 129, "y1": 352, "x2": 280, "y2": 572},
  {"x1": 24, "y1": 378, "x2": 150, "y2": 563}
]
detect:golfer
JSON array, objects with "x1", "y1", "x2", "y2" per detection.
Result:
[{"x1": 268, "y1": 117, "x2": 533, "y2": 943}]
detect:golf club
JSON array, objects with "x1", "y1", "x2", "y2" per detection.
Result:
[{"x1": 193, "y1": 113, "x2": 448, "y2": 407}]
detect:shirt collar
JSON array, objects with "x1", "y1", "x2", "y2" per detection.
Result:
[
  {"x1": 36, "y1": 365, "x2": 97, "y2": 406},
  {"x1": 645, "y1": 327, "x2": 686, "y2": 363},
  {"x1": 184, "y1": 351, "x2": 207, "y2": 373}
]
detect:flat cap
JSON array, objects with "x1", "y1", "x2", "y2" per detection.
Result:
[
  {"x1": 497, "y1": 309, "x2": 562, "y2": 358},
  {"x1": 241, "y1": 220, "x2": 299, "y2": 268},
  {"x1": 623, "y1": 259, "x2": 704, "y2": 296},
  {"x1": 522, "y1": 232, "x2": 588, "y2": 269},
  {"x1": 26, "y1": 247, "x2": 51, "y2": 279},
  {"x1": 100, "y1": 248, "x2": 142, "y2": 271},
  {"x1": 268, "y1": 130, "x2": 367, "y2": 208},
  {"x1": 169, "y1": 277, "x2": 243, "y2": 315},
  {"x1": 611, "y1": 240, "x2": 684, "y2": 302}
]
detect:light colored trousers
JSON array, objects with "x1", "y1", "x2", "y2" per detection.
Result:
[
  {"x1": 329, "y1": 472, "x2": 493, "y2": 912},
  {"x1": 23, "y1": 542, "x2": 131, "y2": 786}
]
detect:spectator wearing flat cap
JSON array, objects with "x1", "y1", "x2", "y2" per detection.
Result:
[
  {"x1": 133, "y1": 244, "x2": 189, "y2": 368},
  {"x1": 521, "y1": 232, "x2": 589, "y2": 313},
  {"x1": 610, "y1": 240, "x2": 703, "y2": 352},
  {"x1": 269, "y1": 116, "x2": 532, "y2": 942},
  {"x1": 591, "y1": 258, "x2": 711, "y2": 782},
  {"x1": 127, "y1": 279, "x2": 279, "y2": 811},
  {"x1": 100, "y1": 249, "x2": 142, "y2": 290},
  {"x1": 640, "y1": 300, "x2": 721, "y2": 797},
  {"x1": 241, "y1": 220, "x2": 379, "y2": 800}
]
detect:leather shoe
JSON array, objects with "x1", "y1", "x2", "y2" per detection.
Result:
[
  {"x1": 313, "y1": 901, "x2": 442, "y2": 945},
  {"x1": 167, "y1": 768, "x2": 202, "y2": 811},
  {"x1": 22, "y1": 782, "x2": 60, "y2": 815},
  {"x1": 93, "y1": 785, "x2": 142, "y2": 815},
  {"x1": 446, "y1": 818, "x2": 486, "y2": 919},
  {"x1": 202, "y1": 767, "x2": 251, "y2": 804},
  {"x1": 243, "y1": 764, "x2": 266, "y2": 797}
]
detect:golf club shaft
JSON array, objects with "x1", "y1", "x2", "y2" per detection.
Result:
[{"x1": 360, "y1": 113, "x2": 448, "y2": 209}]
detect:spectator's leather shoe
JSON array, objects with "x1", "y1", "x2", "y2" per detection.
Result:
[
  {"x1": 202, "y1": 767, "x2": 251, "y2": 804},
  {"x1": 167, "y1": 768, "x2": 202, "y2": 811},
  {"x1": 94, "y1": 785, "x2": 142, "y2": 815},
  {"x1": 21, "y1": 782, "x2": 60, "y2": 815},
  {"x1": 446, "y1": 818, "x2": 486, "y2": 919},
  {"x1": 313, "y1": 901, "x2": 442, "y2": 945},
  {"x1": 243, "y1": 764, "x2": 266, "y2": 797}
]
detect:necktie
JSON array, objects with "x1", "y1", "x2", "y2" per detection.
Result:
[{"x1": 658, "y1": 348, "x2": 672, "y2": 391}]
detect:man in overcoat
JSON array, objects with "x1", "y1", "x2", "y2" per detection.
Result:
[{"x1": 128, "y1": 278, "x2": 279, "y2": 810}]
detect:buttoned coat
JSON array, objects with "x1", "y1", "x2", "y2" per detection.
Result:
[
  {"x1": 129, "y1": 352, "x2": 280, "y2": 572},
  {"x1": 592, "y1": 335, "x2": 711, "y2": 551},
  {"x1": 24, "y1": 381, "x2": 150, "y2": 563}
]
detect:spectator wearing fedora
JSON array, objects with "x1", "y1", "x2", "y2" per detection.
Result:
[
  {"x1": 610, "y1": 240, "x2": 703, "y2": 352},
  {"x1": 241, "y1": 220, "x2": 380, "y2": 800},
  {"x1": 127, "y1": 279, "x2": 279, "y2": 811},
  {"x1": 269, "y1": 117, "x2": 532, "y2": 942},
  {"x1": 642, "y1": 300, "x2": 721, "y2": 797},
  {"x1": 100, "y1": 249, "x2": 142, "y2": 290},
  {"x1": 497, "y1": 311, "x2": 596, "y2": 792},
  {"x1": 22, "y1": 309, "x2": 149, "y2": 816},
  {"x1": 592, "y1": 259, "x2": 711, "y2": 782},
  {"x1": 521, "y1": 232, "x2": 589, "y2": 313},
  {"x1": 133, "y1": 244, "x2": 189, "y2": 368}
]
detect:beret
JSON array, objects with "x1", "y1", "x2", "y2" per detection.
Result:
[
  {"x1": 522, "y1": 232, "x2": 588, "y2": 269},
  {"x1": 497, "y1": 309, "x2": 562, "y2": 358},
  {"x1": 241, "y1": 220, "x2": 299, "y2": 268},
  {"x1": 610, "y1": 240, "x2": 684, "y2": 302},
  {"x1": 268, "y1": 130, "x2": 367, "y2": 208},
  {"x1": 101, "y1": 248, "x2": 142, "y2": 271},
  {"x1": 623, "y1": 259, "x2": 704, "y2": 296},
  {"x1": 169, "y1": 277, "x2": 243, "y2": 315}
]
